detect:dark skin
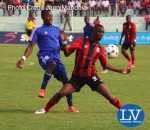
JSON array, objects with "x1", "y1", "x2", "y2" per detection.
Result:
[
  {"x1": 120, "y1": 15, "x2": 136, "y2": 66},
  {"x1": 65, "y1": 25, "x2": 130, "y2": 74},
  {"x1": 44, "y1": 26, "x2": 131, "y2": 111},
  {"x1": 16, "y1": 10, "x2": 68, "y2": 70},
  {"x1": 84, "y1": 16, "x2": 90, "y2": 25}
]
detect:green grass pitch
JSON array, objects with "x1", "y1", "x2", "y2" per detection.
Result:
[{"x1": 0, "y1": 44, "x2": 149, "y2": 130}]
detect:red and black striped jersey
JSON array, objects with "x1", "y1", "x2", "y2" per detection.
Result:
[
  {"x1": 65, "y1": 37, "x2": 107, "y2": 77},
  {"x1": 123, "y1": 22, "x2": 136, "y2": 42}
]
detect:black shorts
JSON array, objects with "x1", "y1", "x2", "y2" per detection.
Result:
[
  {"x1": 26, "y1": 29, "x2": 32, "y2": 37},
  {"x1": 68, "y1": 75, "x2": 103, "y2": 92},
  {"x1": 122, "y1": 41, "x2": 136, "y2": 51}
]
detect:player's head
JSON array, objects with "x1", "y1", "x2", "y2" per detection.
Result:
[
  {"x1": 90, "y1": 24, "x2": 104, "y2": 42},
  {"x1": 94, "y1": 16, "x2": 100, "y2": 25},
  {"x1": 126, "y1": 15, "x2": 131, "y2": 23},
  {"x1": 41, "y1": 10, "x2": 53, "y2": 25},
  {"x1": 84, "y1": 16, "x2": 90, "y2": 24},
  {"x1": 28, "y1": 11, "x2": 35, "y2": 20}
]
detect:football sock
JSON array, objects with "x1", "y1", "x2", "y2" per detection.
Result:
[
  {"x1": 41, "y1": 73, "x2": 51, "y2": 89},
  {"x1": 45, "y1": 93, "x2": 62, "y2": 112},
  {"x1": 66, "y1": 94, "x2": 73, "y2": 106},
  {"x1": 110, "y1": 96, "x2": 122, "y2": 109}
]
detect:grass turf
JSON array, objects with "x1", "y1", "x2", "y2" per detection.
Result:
[{"x1": 0, "y1": 44, "x2": 149, "y2": 130}]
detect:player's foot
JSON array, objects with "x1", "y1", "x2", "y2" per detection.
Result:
[
  {"x1": 110, "y1": 96, "x2": 122, "y2": 109},
  {"x1": 67, "y1": 106, "x2": 79, "y2": 113},
  {"x1": 38, "y1": 88, "x2": 46, "y2": 98},
  {"x1": 35, "y1": 108, "x2": 46, "y2": 114},
  {"x1": 131, "y1": 64, "x2": 136, "y2": 68},
  {"x1": 101, "y1": 69, "x2": 108, "y2": 74}
]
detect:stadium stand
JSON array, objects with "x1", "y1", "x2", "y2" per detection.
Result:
[
  {"x1": 0, "y1": 0, "x2": 149, "y2": 32},
  {"x1": 0, "y1": 15, "x2": 146, "y2": 32}
]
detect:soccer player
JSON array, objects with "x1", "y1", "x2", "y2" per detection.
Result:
[
  {"x1": 83, "y1": 16, "x2": 107, "y2": 74},
  {"x1": 120, "y1": 15, "x2": 136, "y2": 68},
  {"x1": 24, "y1": 11, "x2": 37, "y2": 41},
  {"x1": 83, "y1": 16, "x2": 93, "y2": 38},
  {"x1": 35, "y1": 24, "x2": 130, "y2": 114},
  {"x1": 93, "y1": 16, "x2": 108, "y2": 74},
  {"x1": 16, "y1": 10, "x2": 78, "y2": 112}
]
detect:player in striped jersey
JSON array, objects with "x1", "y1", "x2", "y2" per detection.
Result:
[{"x1": 35, "y1": 24, "x2": 130, "y2": 114}]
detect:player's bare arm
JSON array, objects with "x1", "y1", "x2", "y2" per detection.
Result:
[
  {"x1": 16, "y1": 43, "x2": 35, "y2": 69},
  {"x1": 105, "y1": 63, "x2": 131, "y2": 74}
]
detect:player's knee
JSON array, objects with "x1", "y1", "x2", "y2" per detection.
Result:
[
  {"x1": 57, "y1": 91, "x2": 65, "y2": 97},
  {"x1": 59, "y1": 89, "x2": 67, "y2": 97}
]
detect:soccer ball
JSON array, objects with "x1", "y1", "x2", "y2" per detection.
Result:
[{"x1": 106, "y1": 44, "x2": 119, "y2": 58}]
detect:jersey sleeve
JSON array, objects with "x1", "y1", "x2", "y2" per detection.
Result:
[
  {"x1": 99, "y1": 47, "x2": 107, "y2": 66},
  {"x1": 132, "y1": 23, "x2": 137, "y2": 33},
  {"x1": 66, "y1": 37, "x2": 83, "y2": 52},
  {"x1": 29, "y1": 28, "x2": 38, "y2": 44}
]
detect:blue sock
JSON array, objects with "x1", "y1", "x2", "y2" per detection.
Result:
[{"x1": 41, "y1": 73, "x2": 51, "y2": 89}]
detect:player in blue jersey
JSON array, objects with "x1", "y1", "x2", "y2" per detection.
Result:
[
  {"x1": 83, "y1": 16, "x2": 93, "y2": 38},
  {"x1": 16, "y1": 10, "x2": 79, "y2": 112}
]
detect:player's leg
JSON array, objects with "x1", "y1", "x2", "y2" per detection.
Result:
[
  {"x1": 35, "y1": 75, "x2": 84, "y2": 114},
  {"x1": 130, "y1": 43, "x2": 136, "y2": 68},
  {"x1": 38, "y1": 57, "x2": 56, "y2": 97},
  {"x1": 87, "y1": 75, "x2": 122, "y2": 109},
  {"x1": 35, "y1": 83, "x2": 76, "y2": 114},
  {"x1": 96, "y1": 83, "x2": 122, "y2": 109},
  {"x1": 53, "y1": 62, "x2": 79, "y2": 112},
  {"x1": 121, "y1": 43, "x2": 131, "y2": 66}
]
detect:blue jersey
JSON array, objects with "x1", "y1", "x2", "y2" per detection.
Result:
[
  {"x1": 30, "y1": 24, "x2": 62, "y2": 59},
  {"x1": 83, "y1": 23, "x2": 93, "y2": 38}
]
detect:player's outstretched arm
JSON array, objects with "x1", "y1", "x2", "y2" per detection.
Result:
[
  {"x1": 105, "y1": 63, "x2": 131, "y2": 74},
  {"x1": 16, "y1": 43, "x2": 35, "y2": 69}
]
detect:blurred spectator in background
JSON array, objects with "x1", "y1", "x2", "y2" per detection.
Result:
[
  {"x1": 44, "y1": 0, "x2": 54, "y2": 8},
  {"x1": 12, "y1": 0, "x2": 22, "y2": 16},
  {"x1": 60, "y1": 4, "x2": 66, "y2": 24},
  {"x1": 118, "y1": 0, "x2": 127, "y2": 16},
  {"x1": 68, "y1": 0, "x2": 75, "y2": 16},
  {"x1": 76, "y1": 0, "x2": 82, "y2": 16},
  {"x1": 89, "y1": 0, "x2": 96, "y2": 16},
  {"x1": 110, "y1": 0, "x2": 117, "y2": 16},
  {"x1": 22, "y1": 0, "x2": 28, "y2": 6},
  {"x1": 0, "y1": 0, "x2": 7, "y2": 16},
  {"x1": 95, "y1": 0, "x2": 101, "y2": 15},
  {"x1": 140, "y1": 0, "x2": 147, "y2": 15},
  {"x1": 63, "y1": 9, "x2": 72, "y2": 31},
  {"x1": 133, "y1": 0, "x2": 141, "y2": 16},
  {"x1": 101, "y1": 0, "x2": 110, "y2": 16},
  {"x1": 145, "y1": 0, "x2": 150, "y2": 14},
  {"x1": 34, "y1": 0, "x2": 44, "y2": 16},
  {"x1": 1, "y1": 0, "x2": 150, "y2": 18},
  {"x1": 25, "y1": 11, "x2": 36, "y2": 40},
  {"x1": 144, "y1": 11, "x2": 150, "y2": 31},
  {"x1": 4, "y1": 0, "x2": 13, "y2": 16},
  {"x1": 82, "y1": 0, "x2": 89, "y2": 16}
]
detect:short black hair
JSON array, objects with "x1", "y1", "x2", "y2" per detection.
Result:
[
  {"x1": 94, "y1": 24, "x2": 104, "y2": 33},
  {"x1": 41, "y1": 9, "x2": 51, "y2": 17},
  {"x1": 126, "y1": 15, "x2": 131, "y2": 18}
]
